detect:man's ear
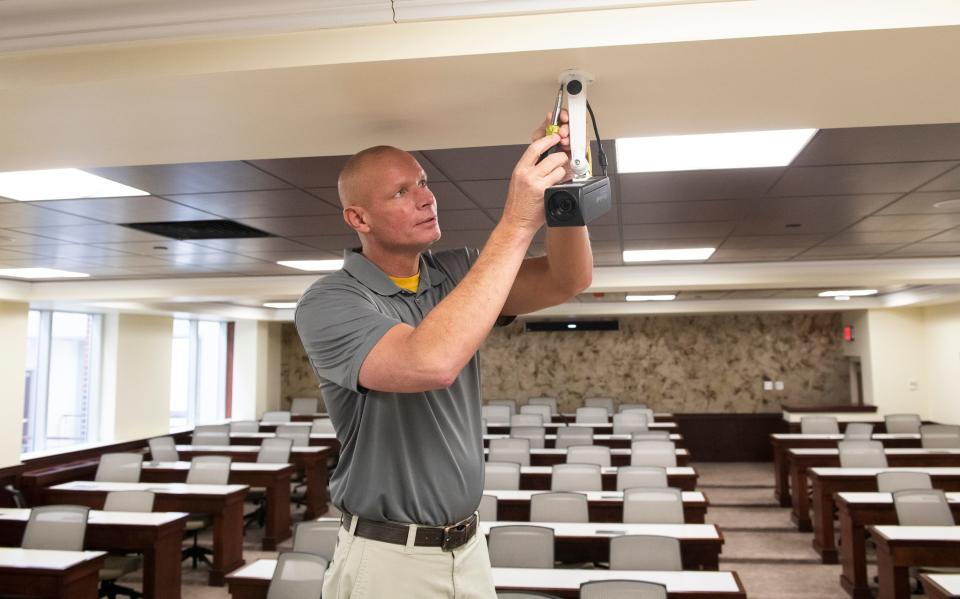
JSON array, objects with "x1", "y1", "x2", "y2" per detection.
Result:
[{"x1": 343, "y1": 206, "x2": 371, "y2": 233}]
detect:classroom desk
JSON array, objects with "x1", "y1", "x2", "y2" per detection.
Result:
[
  {"x1": 175, "y1": 444, "x2": 330, "y2": 519},
  {"x1": 782, "y1": 410, "x2": 887, "y2": 433},
  {"x1": 486, "y1": 422, "x2": 678, "y2": 435},
  {"x1": 0, "y1": 509, "x2": 187, "y2": 599},
  {"x1": 836, "y1": 492, "x2": 960, "y2": 599},
  {"x1": 483, "y1": 447, "x2": 691, "y2": 467},
  {"x1": 553, "y1": 413, "x2": 676, "y2": 423},
  {"x1": 770, "y1": 434, "x2": 923, "y2": 507},
  {"x1": 806, "y1": 467, "x2": 960, "y2": 566},
  {"x1": 141, "y1": 461, "x2": 293, "y2": 550},
  {"x1": 518, "y1": 466, "x2": 698, "y2": 492},
  {"x1": 41, "y1": 481, "x2": 247, "y2": 586},
  {"x1": 0, "y1": 548, "x2": 106, "y2": 599},
  {"x1": 485, "y1": 490, "x2": 708, "y2": 524},
  {"x1": 870, "y1": 525, "x2": 960, "y2": 599},
  {"x1": 790, "y1": 449, "x2": 960, "y2": 532},
  {"x1": 921, "y1": 574, "x2": 960, "y2": 599},
  {"x1": 226, "y1": 562, "x2": 746, "y2": 599},
  {"x1": 484, "y1": 433, "x2": 685, "y2": 449}
]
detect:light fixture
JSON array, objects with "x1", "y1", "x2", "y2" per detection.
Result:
[
  {"x1": 263, "y1": 302, "x2": 297, "y2": 309},
  {"x1": 818, "y1": 289, "x2": 878, "y2": 298},
  {"x1": 833, "y1": 296, "x2": 851, "y2": 301},
  {"x1": 623, "y1": 248, "x2": 716, "y2": 262},
  {"x1": 615, "y1": 128, "x2": 817, "y2": 173},
  {"x1": 0, "y1": 168, "x2": 149, "y2": 201},
  {"x1": 0, "y1": 267, "x2": 90, "y2": 279},
  {"x1": 932, "y1": 199, "x2": 960, "y2": 210},
  {"x1": 566, "y1": 323, "x2": 577, "y2": 329},
  {"x1": 625, "y1": 294, "x2": 677, "y2": 302},
  {"x1": 277, "y1": 259, "x2": 344, "y2": 272}
]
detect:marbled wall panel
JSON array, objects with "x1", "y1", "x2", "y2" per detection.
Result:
[{"x1": 280, "y1": 312, "x2": 850, "y2": 413}]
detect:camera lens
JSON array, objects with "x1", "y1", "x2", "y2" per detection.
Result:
[{"x1": 547, "y1": 191, "x2": 577, "y2": 222}]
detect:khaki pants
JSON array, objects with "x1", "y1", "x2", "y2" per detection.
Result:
[{"x1": 323, "y1": 514, "x2": 497, "y2": 599}]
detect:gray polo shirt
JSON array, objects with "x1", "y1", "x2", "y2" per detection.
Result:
[{"x1": 294, "y1": 247, "x2": 484, "y2": 526}]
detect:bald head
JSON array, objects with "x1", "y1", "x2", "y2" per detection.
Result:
[{"x1": 337, "y1": 145, "x2": 416, "y2": 209}]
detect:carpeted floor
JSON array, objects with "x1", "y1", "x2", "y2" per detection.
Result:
[{"x1": 112, "y1": 462, "x2": 924, "y2": 598}]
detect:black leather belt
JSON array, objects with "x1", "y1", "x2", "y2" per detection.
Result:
[{"x1": 341, "y1": 512, "x2": 478, "y2": 551}]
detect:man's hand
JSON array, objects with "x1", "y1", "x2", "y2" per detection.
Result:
[
  {"x1": 501, "y1": 134, "x2": 569, "y2": 234},
  {"x1": 532, "y1": 108, "x2": 574, "y2": 181}
]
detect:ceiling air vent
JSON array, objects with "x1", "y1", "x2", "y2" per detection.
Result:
[{"x1": 123, "y1": 219, "x2": 272, "y2": 240}]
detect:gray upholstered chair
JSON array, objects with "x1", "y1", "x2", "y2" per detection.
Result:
[
  {"x1": 566, "y1": 445, "x2": 611, "y2": 468},
  {"x1": 290, "y1": 397, "x2": 319, "y2": 415},
  {"x1": 99, "y1": 491, "x2": 155, "y2": 599},
  {"x1": 148, "y1": 436, "x2": 179, "y2": 461},
  {"x1": 530, "y1": 492, "x2": 589, "y2": 523},
  {"x1": 617, "y1": 466, "x2": 669, "y2": 490},
  {"x1": 801, "y1": 416, "x2": 840, "y2": 434},
  {"x1": 580, "y1": 580, "x2": 667, "y2": 599},
  {"x1": 478, "y1": 494, "x2": 498, "y2": 521},
  {"x1": 20, "y1": 505, "x2": 89, "y2": 551},
  {"x1": 630, "y1": 440, "x2": 677, "y2": 467},
  {"x1": 292, "y1": 520, "x2": 340, "y2": 560},
  {"x1": 623, "y1": 487, "x2": 685, "y2": 524},
  {"x1": 488, "y1": 525, "x2": 554, "y2": 568},
  {"x1": 609, "y1": 535, "x2": 683, "y2": 570},
  {"x1": 266, "y1": 551, "x2": 327, "y2": 599},
  {"x1": 838, "y1": 440, "x2": 888, "y2": 468},
  {"x1": 555, "y1": 427, "x2": 593, "y2": 450},
  {"x1": 95, "y1": 453, "x2": 143, "y2": 483},
  {"x1": 551, "y1": 464, "x2": 601, "y2": 492},
  {"x1": 485, "y1": 462, "x2": 521, "y2": 490},
  {"x1": 489, "y1": 438, "x2": 531, "y2": 467},
  {"x1": 182, "y1": 456, "x2": 232, "y2": 568},
  {"x1": 885, "y1": 414, "x2": 922, "y2": 435}
]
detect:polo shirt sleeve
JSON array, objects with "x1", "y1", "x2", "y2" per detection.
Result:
[{"x1": 295, "y1": 284, "x2": 400, "y2": 393}]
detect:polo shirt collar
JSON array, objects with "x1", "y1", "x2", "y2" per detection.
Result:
[{"x1": 342, "y1": 248, "x2": 447, "y2": 296}]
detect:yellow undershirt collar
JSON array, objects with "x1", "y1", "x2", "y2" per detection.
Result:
[{"x1": 388, "y1": 272, "x2": 420, "y2": 293}]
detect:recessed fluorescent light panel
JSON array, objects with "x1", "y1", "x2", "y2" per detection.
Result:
[
  {"x1": 277, "y1": 259, "x2": 344, "y2": 272},
  {"x1": 0, "y1": 268, "x2": 90, "y2": 279},
  {"x1": 263, "y1": 302, "x2": 297, "y2": 309},
  {"x1": 625, "y1": 294, "x2": 677, "y2": 302},
  {"x1": 615, "y1": 128, "x2": 817, "y2": 173},
  {"x1": 818, "y1": 289, "x2": 878, "y2": 298},
  {"x1": 623, "y1": 248, "x2": 715, "y2": 262},
  {"x1": 0, "y1": 168, "x2": 149, "y2": 201}
]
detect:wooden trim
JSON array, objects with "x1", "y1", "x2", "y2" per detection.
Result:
[
  {"x1": 781, "y1": 404, "x2": 877, "y2": 413},
  {"x1": 674, "y1": 413, "x2": 786, "y2": 462}
]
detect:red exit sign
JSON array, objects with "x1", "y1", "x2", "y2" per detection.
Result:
[{"x1": 843, "y1": 325, "x2": 855, "y2": 342}]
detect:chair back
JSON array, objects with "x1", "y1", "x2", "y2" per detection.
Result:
[
  {"x1": 580, "y1": 580, "x2": 667, "y2": 599},
  {"x1": 876, "y1": 471, "x2": 933, "y2": 493},
  {"x1": 623, "y1": 487, "x2": 685, "y2": 524},
  {"x1": 103, "y1": 490, "x2": 155, "y2": 512},
  {"x1": 630, "y1": 440, "x2": 677, "y2": 467},
  {"x1": 584, "y1": 397, "x2": 615, "y2": 415},
  {"x1": 312, "y1": 418, "x2": 335, "y2": 435},
  {"x1": 266, "y1": 551, "x2": 328, "y2": 599},
  {"x1": 527, "y1": 397, "x2": 558, "y2": 415},
  {"x1": 482, "y1": 405, "x2": 511, "y2": 423},
  {"x1": 551, "y1": 463, "x2": 601, "y2": 492},
  {"x1": 838, "y1": 440, "x2": 888, "y2": 468},
  {"x1": 258, "y1": 437, "x2": 294, "y2": 464},
  {"x1": 261, "y1": 411, "x2": 292, "y2": 424},
  {"x1": 921, "y1": 424, "x2": 960, "y2": 449},
  {"x1": 484, "y1": 462, "x2": 521, "y2": 490},
  {"x1": 893, "y1": 489, "x2": 955, "y2": 526},
  {"x1": 530, "y1": 492, "x2": 589, "y2": 523},
  {"x1": 478, "y1": 494, "x2": 498, "y2": 521},
  {"x1": 148, "y1": 436, "x2": 179, "y2": 461},
  {"x1": 229, "y1": 420, "x2": 259, "y2": 434},
  {"x1": 555, "y1": 426, "x2": 593, "y2": 449},
  {"x1": 186, "y1": 456, "x2": 232, "y2": 485},
  {"x1": 609, "y1": 535, "x2": 682, "y2": 570},
  {"x1": 884, "y1": 413, "x2": 922, "y2": 435},
  {"x1": 290, "y1": 397, "x2": 319, "y2": 415},
  {"x1": 617, "y1": 466, "x2": 669, "y2": 490},
  {"x1": 566, "y1": 445, "x2": 611, "y2": 468},
  {"x1": 95, "y1": 452, "x2": 143, "y2": 482},
  {"x1": 292, "y1": 520, "x2": 340, "y2": 560},
  {"x1": 576, "y1": 407, "x2": 609, "y2": 424},
  {"x1": 488, "y1": 525, "x2": 554, "y2": 568},
  {"x1": 612, "y1": 412, "x2": 648, "y2": 434},
  {"x1": 801, "y1": 416, "x2": 840, "y2": 434},
  {"x1": 511, "y1": 426, "x2": 546, "y2": 449},
  {"x1": 21, "y1": 505, "x2": 89, "y2": 551},
  {"x1": 276, "y1": 424, "x2": 311, "y2": 447},
  {"x1": 511, "y1": 414, "x2": 543, "y2": 428},
  {"x1": 843, "y1": 422, "x2": 874, "y2": 440},
  {"x1": 488, "y1": 400, "x2": 518, "y2": 416},
  {"x1": 520, "y1": 405, "x2": 552, "y2": 423},
  {"x1": 489, "y1": 438, "x2": 531, "y2": 467}
]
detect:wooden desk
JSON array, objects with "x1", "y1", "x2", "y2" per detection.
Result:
[
  {"x1": 870, "y1": 525, "x2": 960, "y2": 599},
  {"x1": 226, "y1": 561, "x2": 746, "y2": 599},
  {"x1": 175, "y1": 445, "x2": 331, "y2": 519},
  {"x1": 484, "y1": 447, "x2": 691, "y2": 467},
  {"x1": 806, "y1": 467, "x2": 960, "y2": 567},
  {"x1": 921, "y1": 574, "x2": 960, "y2": 599},
  {"x1": 486, "y1": 422, "x2": 678, "y2": 435},
  {"x1": 553, "y1": 413, "x2": 676, "y2": 424},
  {"x1": 782, "y1": 409, "x2": 886, "y2": 434},
  {"x1": 485, "y1": 489, "x2": 708, "y2": 524},
  {"x1": 0, "y1": 548, "x2": 106, "y2": 599},
  {"x1": 770, "y1": 433, "x2": 923, "y2": 507},
  {"x1": 836, "y1": 492, "x2": 960, "y2": 599},
  {"x1": 142, "y1": 461, "x2": 292, "y2": 550},
  {"x1": 484, "y1": 433, "x2": 685, "y2": 450},
  {"x1": 0, "y1": 509, "x2": 187, "y2": 599},
  {"x1": 519, "y1": 466, "x2": 698, "y2": 492},
  {"x1": 41, "y1": 481, "x2": 247, "y2": 586},
  {"x1": 790, "y1": 449, "x2": 960, "y2": 532}
]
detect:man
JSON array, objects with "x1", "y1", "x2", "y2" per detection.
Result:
[{"x1": 295, "y1": 110, "x2": 593, "y2": 598}]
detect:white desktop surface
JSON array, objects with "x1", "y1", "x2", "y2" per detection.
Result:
[
  {"x1": 872, "y1": 525, "x2": 960, "y2": 541},
  {"x1": 50, "y1": 480, "x2": 248, "y2": 495},
  {"x1": 485, "y1": 490, "x2": 706, "y2": 503},
  {"x1": 0, "y1": 508, "x2": 188, "y2": 526},
  {"x1": 0, "y1": 547, "x2": 106, "y2": 570},
  {"x1": 480, "y1": 521, "x2": 720, "y2": 539},
  {"x1": 837, "y1": 492, "x2": 960, "y2": 504}
]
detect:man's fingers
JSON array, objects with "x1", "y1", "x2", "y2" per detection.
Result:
[
  {"x1": 519, "y1": 134, "x2": 562, "y2": 166},
  {"x1": 534, "y1": 151, "x2": 569, "y2": 177},
  {"x1": 545, "y1": 164, "x2": 568, "y2": 187}
]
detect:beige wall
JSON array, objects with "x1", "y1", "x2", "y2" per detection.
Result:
[
  {"x1": 232, "y1": 320, "x2": 283, "y2": 420},
  {"x1": 861, "y1": 308, "x2": 928, "y2": 417},
  {"x1": 280, "y1": 312, "x2": 851, "y2": 413},
  {"x1": 923, "y1": 302, "x2": 960, "y2": 424},
  {"x1": 0, "y1": 301, "x2": 29, "y2": 468}
]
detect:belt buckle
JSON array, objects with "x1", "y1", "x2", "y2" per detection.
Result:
[{"x1": 440, "y1": 516, "x2": 472, "y2": 551}]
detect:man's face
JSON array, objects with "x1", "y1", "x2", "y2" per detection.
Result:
[{"x1": 360, "y1": 152, "x2": 441, "y2": 252}]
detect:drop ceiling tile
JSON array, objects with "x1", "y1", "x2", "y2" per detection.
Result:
[
  {"x1": 189, "y1": 237, "x2": 317, "y2": 253},
  {"x1": 0, "y1": 230, "x2": 66, "y2": 247},
  {"x1": 724, "y1": 289, "x2": 782, "y2": 299},
  {"x1": 587, "y1": 225, "x2": 621, "y2": 242},
  {"x1": 918, "y1": 165, "x2": 960, "y2": 191},
  {"x1": 234, "y1": 250, "x2": 342, "y2": 263},
  {"x1": 428, "y1": 182, "x2": 483, "y2": 210},
  {"x1": 794, "y1": 124, "x2": 960, "y2": 165},
  {"x1": 75, "y1": 254, "x2": 177, "y2": 268},
  {"x1": 622, "y1": 222, "x2": 736, "y2": 240},
  {"x1": 89, "y1": 162, "x2": 291, "y2": 195},
  {"x1": 845, "y1": 213, "x2": 960, "y2": 232},
  {"x1": 620, "y1": 199, "x2": 749, "y2": 224},
  {"x1": 421, "y1": 145, "x2": 525, "y2": 180},
  {"x1": 617, "y1": 168, "x2": 783, "y2": 203},
  {"x1": 721, "y1": 235, "x2": 826, "y2": 249},
  {"x1": 734, "y1": 194, "x2": 898, "y2": 235},
  {"x1": 458, "y1": 180, "x2": 509, "y2": 209},
  {"x1": 10, "y1": 224, "x2": 168, "y2": 243},
  {"x1": 593, "y1": 251, "x2": 623, "y2": 266},
  {"x1": 585, "y1": 240, "x2": 622, "y2": 252},
  {"x1": 32, "y1": 196, "x2": 218, "y2": 223},
  {"x1": 432, "y1": 230, "x2": 492, "y2": 250},
  {"x1": 887, "y1": 242, "x2": 960, "y2": 257},
  {"x1": 877, "y1": 191, "x2": 960, "y2": 215},
  {"x1": 250, "y1": 151, "x2": 447, "y2": 188},
  {"x1": 166, "y1": 253, "x2": 267, "y2": 267},
  {"x1": 304, "y1": 187, "x2": 341, "y2": 206},
  {"x1": 796, "y1": 244, "x2": 905, "y2": 259},
  {"x1": 112, "y1": 264, "x2": 221, "y2": 277},
  {"x1": 437, "y1": 210, "x2": 495, "y2": 230},
  {"x1": 90, "y1": 240, "x2": 221, "y2": 256},
  {"x1": 622, "y1": 237, "x2": 723, "y2": 250},
  {"x1": 677, "y1": 291, "x2": 731, "y2": 300},
  {"x1": 291, "y1": 234, "x2": 360, "y2": 251},
  {"x1": 923, "y1": 228, "x2": 960, "y2": 243},
  {"x1": 0, "y1": 203, "x2": 103, "y2": 228},
  {"x1": 769, "y1": 162, "x2": 957, "y2": 196},
  {"x1": 225, "y1": 263, "x2": 314, "y2": 276},
  {"x1": 0, "y1": 256, "x2": 94, "y2": 271},
  {"x1": 237, "y1": 216, "x2": 354, "y2": 237},
  {"x1": 0, "y1": 248, "x2": 38, "y2": 260},
  {"x1": 23, "y1": 244, "x2": 140, "y2": 260},
  {"x1": 822, "y1": 230, "x2": 943, "y2": 245},
  {"x1": 708, "y1": 248, "x2": 804, "y2": 262},
  {"x1": 164, "y1": 189, "x2": 339, "y2": 219}
]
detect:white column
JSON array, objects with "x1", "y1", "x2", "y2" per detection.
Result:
[
  {"x1": 232, "y1": 320, "x2": 283, "y2": 420},
  {"x1": 0, "y1": 301, "x2": 29, "y2": 468},
  {"x1": 864, "y1": 308, "x2": 928, "y2": 418}
]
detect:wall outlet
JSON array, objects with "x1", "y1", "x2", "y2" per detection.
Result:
[
  {"x1": 775, "y1": 381, "x2": 785, "y2": 391},
  {"x1": 908, "y1": 380, "x2": 918, "y2": 391},
  {"x1": 763, "y1": 380, "x2": 774, "y2": 391}
]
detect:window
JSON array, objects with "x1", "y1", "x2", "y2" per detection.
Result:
[
  {"x1": 170, "y1": 319, "x2": 228, "y2": 428},
  {"x1": 22, "y1": 310, "x2": 103, "y2": 453}
]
